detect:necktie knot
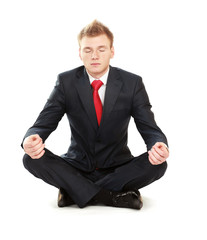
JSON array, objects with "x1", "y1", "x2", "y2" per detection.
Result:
[{"x1": 91, "y1": 80, "x2": 103, "y2": 91}]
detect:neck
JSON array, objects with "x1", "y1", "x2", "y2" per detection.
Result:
[{"x1": 87, "y1": 67, "x2": 109, "y2": 79}]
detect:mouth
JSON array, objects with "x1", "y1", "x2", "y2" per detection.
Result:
[{"x1": 91, "y1": 63, "x2": 100, "y2": 66}]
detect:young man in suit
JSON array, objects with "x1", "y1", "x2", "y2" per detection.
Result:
[{"x1": 22, "y1": 20, "x2": 169, "y2": 210}]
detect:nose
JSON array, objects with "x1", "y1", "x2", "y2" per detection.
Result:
[{"x1": 91, "y1": 50, "x2": 99, "y2": 59}]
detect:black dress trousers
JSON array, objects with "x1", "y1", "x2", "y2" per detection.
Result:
[{"x1": 23, "y1": 149, "x2": 167, "y2": 208}]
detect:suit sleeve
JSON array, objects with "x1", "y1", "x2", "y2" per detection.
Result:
[
  {"x1": 131, "y1": 77, "x2": 168, "y2": 151},
  {"x1": 22, "y1": 75, "x2": 66, "y2": 145}
]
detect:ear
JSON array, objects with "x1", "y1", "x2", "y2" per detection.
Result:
[
  {"x1": 79, "y1": 48, "x2": 82, "y2": 60},
  {"x1": 110, "y1": 46, "x2": 115, "y2": 59}
]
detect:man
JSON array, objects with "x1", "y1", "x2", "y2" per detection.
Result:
[{"x1": 22, "y1": 20, "x2": 169, "y2": 210}]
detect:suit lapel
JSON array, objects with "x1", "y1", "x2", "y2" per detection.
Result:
[
  {"x1": 99, "y1": 67, "x2": 123, "y2": 129},
  {"x1": 75, "y1": 67, "x2": 123, "y2": 131},
  {"x1": 75, "y1": 68, "x2": 98, "y2": 130}
]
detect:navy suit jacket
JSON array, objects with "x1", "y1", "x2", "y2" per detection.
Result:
[{"x1": 23, "y1": 66, "x2": 168, "y2": 172}]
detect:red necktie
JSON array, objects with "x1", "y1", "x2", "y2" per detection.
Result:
[{"x1": 91, "y1": 80, "x2": 103, "y2": 126}]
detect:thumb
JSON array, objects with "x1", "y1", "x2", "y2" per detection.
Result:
[
  {"x1": 26, "y1": 134, "x2": 41, "y2": 145},
  {"x1": 30, "y1": 134, "x2": 41, "y2": 141},
  {"x1": 155, "y1": 142, "x2": 165, "y2": 148}
]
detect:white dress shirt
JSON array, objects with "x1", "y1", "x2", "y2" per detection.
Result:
[{"x1": 87, "y1": 68, "x2": 109, "y2": 106}]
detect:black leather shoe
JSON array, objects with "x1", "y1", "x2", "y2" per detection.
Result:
[
  {"x1": 112, "y1": 190, "x2": 143, "y2": 210},
  {"x1": 57, "y1": 188, "x2": 74, "y2": 207}
]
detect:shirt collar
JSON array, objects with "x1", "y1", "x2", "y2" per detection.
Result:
[{"x1": 87, "y1": 68, "x2": 109, "y2": 85}]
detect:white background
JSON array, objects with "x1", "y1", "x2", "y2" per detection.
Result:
[{"x1": 1, "y1": 0, "x2": 207, "y2": 239}]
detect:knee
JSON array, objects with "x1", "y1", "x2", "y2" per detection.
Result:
[
  {"x1": 156, "y1": 161, "x2": 168, "y2": 180},
  {"x1": 22, "y1": 154, "x2": 32, "y2": 170},
  {"x1": 22, "y1": 153, "x2": 43, "y2": 177},
  {"x1": 22, "y1": 149, "x2": 54, "y2": 173}
]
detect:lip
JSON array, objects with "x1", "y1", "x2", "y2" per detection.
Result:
[{"x1": 91, "y1": 63, "x2": 100, "y2": 66}]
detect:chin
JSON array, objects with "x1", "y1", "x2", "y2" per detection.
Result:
[
  {"x1": 87, "y1": 65, "x2": 108, "y2": 77},
  {"x1": 89, "y1": 68, "x2": 102, "y2": 74}
]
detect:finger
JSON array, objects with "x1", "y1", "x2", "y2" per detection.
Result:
[
  {"x1": 148, "y1": 155, "x2": 158, "y2": 165},
  {"x1": 148, "y1": 151, "x2": 159, "y2": 165},
  {"x1": 152, "y1": 146, "x2": 165, "y2": 159},
  {"x1": 154, "y1": 142, "x2": 164, "y2": 148},
  {"x1": 26, "y1": 134, "x2": 39, "y2": 143},
  {"x1": 153, "y1": 142, "x2": 169, "y2": 158},
  {"x1": 31, "y1": 143, "x2": 45, "y2": 156},
  {"x1": 29, "y1": 134, "x2": 39, "y2": 140},
  {"x1": 30, "y1": 136, "x2": 42, "y2": 148},
  {"x1": 156, "y1": 146, "x2": 169, "y2": 159},
  {"x1": 149, "y1": 150, "x2": 165, "y2": 165},
  {"x1": 31, "y1": 150, "x2": 45, "y2": 159},
  {"x1": 25, "y1": 141, "x2": 43, "y2": 156},
  {"x1": 148, "y1": 155, "x2": 156, "y2": 165},
  {"x1": 24, "y1": 135, "x2": 42, "y2": 150},
  {"x1": 151, "y1": 148, "x2": 164, "y2": 163},
  {"x1": 30, "y1": 141, "x2": 45, "y2": 153},
  {"x1": 30, "y1": 141, "x2": 45, "y2": 158}
]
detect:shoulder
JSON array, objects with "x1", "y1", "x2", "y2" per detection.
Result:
[
  {"x1": 110, "y1": 66, "x2": 142, "y2": 81},
  {"x1": 58, "y1": 65, "x2": 84, "y2": 79},
  {"x1": 110, "y1": 66, "x2": 143, "y2": 90},
  {"x1": 55, "y1": 66, "x2": 85, "y2": 89}
]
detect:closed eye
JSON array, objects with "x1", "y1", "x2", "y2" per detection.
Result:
[
  {"x1": 83, "y1": 48, "x2": 92, "y2": 53},
  {"x1": 85, "y1": 50, "x2": 92, "y2": 53}
]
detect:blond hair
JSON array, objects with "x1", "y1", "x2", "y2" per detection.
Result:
[{"x1": 78, "y1": 20, "x2": 114, "y2": 47}]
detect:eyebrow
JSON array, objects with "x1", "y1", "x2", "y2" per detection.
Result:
[
  {"x1": 83, "y1": 45, "x2": 107, "y2": 50},
  {"x1": 98, "y1": 45, "x2": 107, "y2": 49},
  {"x1": 83, "y1": 47, "x2": 92, "y2": 50}
]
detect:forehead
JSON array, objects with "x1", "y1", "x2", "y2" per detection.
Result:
[{"x1": 80, "y1": 34, "x2": 111, "y2": 48}]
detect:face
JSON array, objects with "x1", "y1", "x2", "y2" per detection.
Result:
[{"x1": 79, "y1": 34, "x2": 114, "y2": 78}]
